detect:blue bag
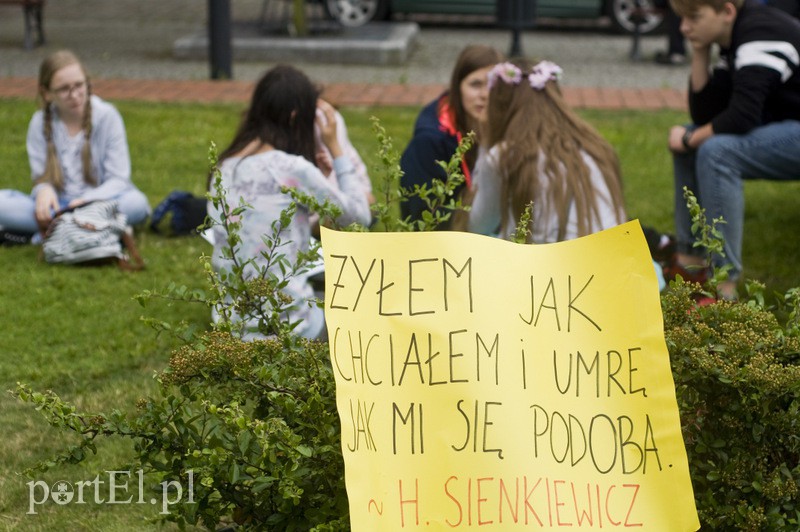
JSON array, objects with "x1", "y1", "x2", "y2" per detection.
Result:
[{"x1": 150, "y1": 191, "x2": 208, "y2": 236}]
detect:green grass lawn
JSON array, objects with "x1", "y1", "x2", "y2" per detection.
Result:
[{"x1": 0, "y1": 98, "x2": 798, "y2": 530}]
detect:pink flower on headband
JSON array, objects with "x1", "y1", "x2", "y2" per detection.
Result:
[
  {"x1": 488, "y1": 62, "x2": 523, "y2": 89},
  {"x1": 528, "y1": 60, "x2": 563, "y2": 90}
]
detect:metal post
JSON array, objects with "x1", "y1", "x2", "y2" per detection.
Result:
[
  {"x1": 509, "y1": 0, "x2": 523, "y2": 57},
  {"x1": 507, "y1": 0, "x2": 536, "y2": 58},
  {"x1": 208, "y1": 0, "x2": 233, "y2": 80},
  {"x1": 629, "y1": 0, "x2": 646, "y2": 61}
]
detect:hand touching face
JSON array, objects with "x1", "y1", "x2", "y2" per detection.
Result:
[{"x1": 315, "y1": 99, "x2": 342, "y2": 158}]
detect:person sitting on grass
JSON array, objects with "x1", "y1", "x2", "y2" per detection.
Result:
[
  {"x1": 399, "y1": 44, "x2": 504, "y2": 229},
  {"x1": 207, "y1": 65, "x2": 371, "y2": 341},
  {"x1": 666, "y1": 0, "x2": 800, "y2": 301},
  {"x1": 467, "y1": 59, "x2": 627, "y2": 243},
  {"x1": 0, "y1": 49, "x2": 150, "y2": 243},
  {"x1": 464, "y1": 58, "x2": 667, "y2": 290}
]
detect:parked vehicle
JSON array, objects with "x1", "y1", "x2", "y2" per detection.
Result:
[{"x1": 323, "y1": 0, "x2": 665, "y2": 34}]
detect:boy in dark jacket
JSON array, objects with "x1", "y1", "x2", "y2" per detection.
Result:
[{"x1": 666, "y1": 0, "x2": 800, "y2": 300}]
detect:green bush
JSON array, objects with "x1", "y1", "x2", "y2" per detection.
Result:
[
  {"x1": 15, "y1": 330, "x2": 347, "y2": 530},
  {"x1": 661, "y1": 190, "x2": 800, "y2": 530},
  {"x1": 663, "y1": 281, "x2": 800, "y2": 530},
  {"x1": 12, "y1": 129, "x2": 800, "y2": 531}
]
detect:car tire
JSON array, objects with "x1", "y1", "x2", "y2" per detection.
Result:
[
  {"x1": 324, "y1": 0, "x2": 391, "y2": 27},
  {"x1": 607, "y1": 0, "x2": 665, "y2": 34}
]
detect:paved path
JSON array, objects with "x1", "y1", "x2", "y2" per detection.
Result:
[{"x1": 0, "y1": 0, "x2": 689, "y2": 110}]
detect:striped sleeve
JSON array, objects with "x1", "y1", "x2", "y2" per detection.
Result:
[{"x1": 735, "y1": 40, "x2": 800, "y2": 81}]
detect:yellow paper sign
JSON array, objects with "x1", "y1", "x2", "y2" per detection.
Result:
[{"x1": 322, "y1": 221, "x2": 699, "y2": 531}]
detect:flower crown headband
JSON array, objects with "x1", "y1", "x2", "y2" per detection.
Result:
[{"x1": 487, "y1": 60, "x2": 563, "y2": 91}]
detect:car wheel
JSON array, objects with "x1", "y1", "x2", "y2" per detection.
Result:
[
  {"x1": 324, "y1": 0, "x2": 390, "y2": 27},
  {"x1": 608, "y1": 0, "x2": 665, "y2": 34}
]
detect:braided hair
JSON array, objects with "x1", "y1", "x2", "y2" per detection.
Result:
[{"x1": 36, "y1": 50, "x2": 96, "y2": 191}]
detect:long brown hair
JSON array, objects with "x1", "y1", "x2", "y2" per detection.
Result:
[
  {"x1": 486, "y1": 59, "x2": 626, "y2": 242},
  {"x1": 37, "y1": 50, "x2": 95, "y2": 191}
]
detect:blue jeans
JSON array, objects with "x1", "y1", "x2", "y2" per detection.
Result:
[
  {"x1": 673, "y1": 120, "x2": 800, "y2": 281},
  {"x1": 0, "y1": 187, "x2": 151, "y2": 234}
]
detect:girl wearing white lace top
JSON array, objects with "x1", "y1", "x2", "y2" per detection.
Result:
[{"x1": 208, "y1": 65, "x2": 371, "y2": 341}]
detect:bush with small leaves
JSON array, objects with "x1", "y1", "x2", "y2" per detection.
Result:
[{"x1": 662, "y1": 190, "x2": 800, "y2": 530}]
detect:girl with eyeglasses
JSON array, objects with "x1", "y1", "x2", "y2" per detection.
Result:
[{"x1": 0, "y1": 49, "x2": 150, "y2": 242}]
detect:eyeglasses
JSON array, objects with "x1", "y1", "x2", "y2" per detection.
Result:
[{"x1": 51, "y1": 80, "x2": 87, "y2": 99}]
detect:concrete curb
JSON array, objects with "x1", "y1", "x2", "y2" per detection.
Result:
[{"x1": 173, "y1": 21, "x2": 420, "y2": 66}]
